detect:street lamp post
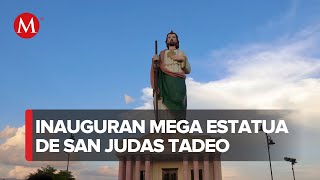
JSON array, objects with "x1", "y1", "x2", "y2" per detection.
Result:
[
  {"x1": 266, "y1": 134, "x2": 275, "y2": 180},
  {"x1": 260, "y1": 126, "x2": 275, "y2": 180},
  {"x1": 67, "y1": 133, "x2": 75, "y2": 172},
  {"x1": 284, "y1": 157, "x2": 297, "y2": 180}
]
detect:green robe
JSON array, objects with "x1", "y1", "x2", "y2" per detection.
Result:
[{"x1": 158, "y1": 69, "x2": 187, "y2": 111}]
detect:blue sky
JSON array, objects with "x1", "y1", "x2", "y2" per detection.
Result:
[
  {"x1": 1, "y1": 0, "x2": 320, "y2": 179},
  {"x1": 1, "y1": 0, "x2": 318, "y2": 128}
]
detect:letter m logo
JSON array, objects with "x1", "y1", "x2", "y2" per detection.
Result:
[
  {"x1": 17, "y1": 17, "x2": 37, "y2": 33},
  {"x1": 14, "y1": 12, "x2": 40, "y2": 39}
]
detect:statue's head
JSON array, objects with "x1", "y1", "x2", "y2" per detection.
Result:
[{"x1": 166, "y1": 30, "x2": 179, "y2": 49}]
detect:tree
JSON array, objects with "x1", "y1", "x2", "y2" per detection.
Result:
[{"x1": 26, "y1": 165, "x2": 76, "y2": 180}]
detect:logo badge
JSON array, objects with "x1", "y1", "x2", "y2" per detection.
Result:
[{"x1": 14, "y1": 12, "x2": 40, "y2": 39}]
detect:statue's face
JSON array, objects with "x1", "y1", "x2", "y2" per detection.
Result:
[{"x1": 166, "y1": 33, "x2": 178, "y2": 46}]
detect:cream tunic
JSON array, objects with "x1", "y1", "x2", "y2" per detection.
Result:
[{"x1": 163, "y1": 49, "x2": 191, "y2": 74}]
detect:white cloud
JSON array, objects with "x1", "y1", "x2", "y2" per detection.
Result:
[
  {"x1": 0, "y1": 126, "x2": 25, "y2": 166},
  {"x1": 0, "y1": 126, "x2": 70, "y2": 177},
  {"x1": 139, "y1": 24, "x2": 320, "y2": 128},
  {"x1": 124, "y1": 94, "x2": 135, "y2": 104},
  {"x1": 96, "y1": 165, "x2": 118, "y2": 176},
  {"x1": 0, "y1": 126, "x2": 17, "y2": 140},
  {"x1": 7, "y1": 166, "x2": 38, "y2": 179},
  {"x1": 79, "y1": 165, "x2": 118, "y2": 177},
  {"x1": 136, "y1": 87, "x2": 153, "y2": 109},
  {"x1": 67, "y1": 163, "x2": 119, "y2": 180},
  {"x1": 0, "y1": 125, "x2": 118, "y2": 180}
]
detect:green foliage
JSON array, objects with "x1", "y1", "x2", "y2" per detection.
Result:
[{"x1": 26, "y1": 165, "x2": 76, "y2": 180}]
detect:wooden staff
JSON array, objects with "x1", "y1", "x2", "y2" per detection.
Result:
[{"x1": 154, "y1": 40, "x2": 159, "y2": 122}]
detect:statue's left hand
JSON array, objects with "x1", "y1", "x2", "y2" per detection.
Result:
[{"x1": 170, "y1": 55, "x2": 185, "y2": 62}]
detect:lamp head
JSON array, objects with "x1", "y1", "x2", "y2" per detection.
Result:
[
  {"x1": 268, "y1": 139, "x2": 275, "y2": 145},
  {"x1": 284, "y1": 157, "x2": 297, "y2": 165}
]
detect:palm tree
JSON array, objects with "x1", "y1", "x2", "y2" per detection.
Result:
[{"x1": 26, "y1": 165, "x2": 76, "y2": 180}]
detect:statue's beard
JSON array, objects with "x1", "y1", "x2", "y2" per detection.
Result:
[{"x1": 168, "y1": 40, "x2": 177, "y2": 47}]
